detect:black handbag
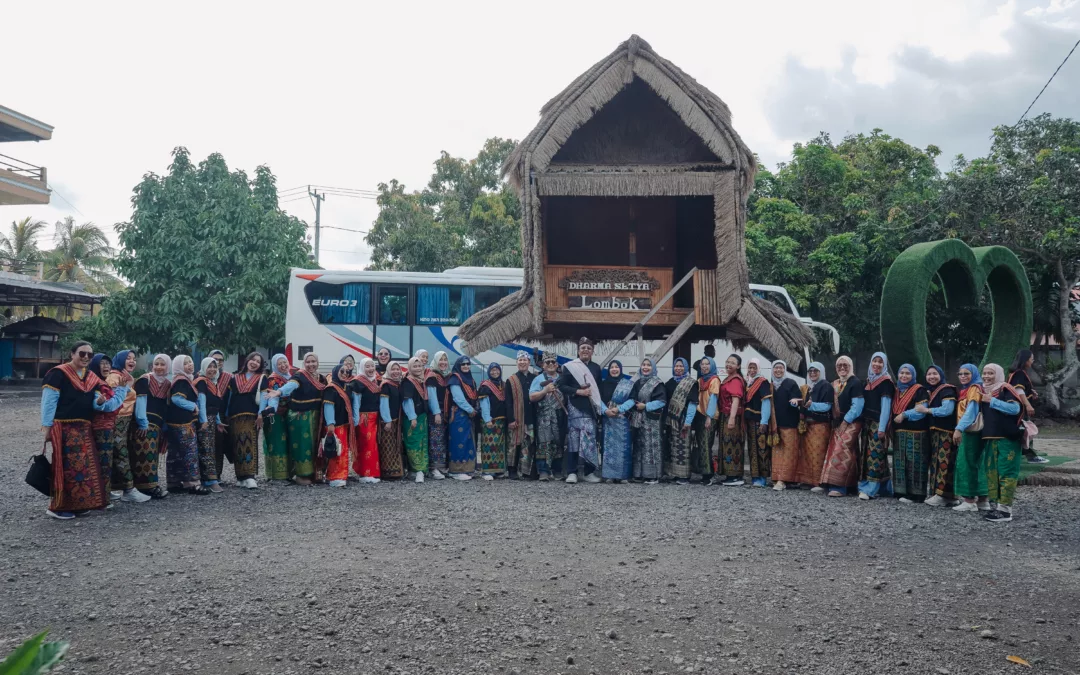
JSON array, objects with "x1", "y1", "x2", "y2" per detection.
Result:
[
  {"x1": 25, "y1": 442, "x2": 52, "y2": 496},
  {"x1": 321, "y1": 432, "x2": 340, "y2": 459}
]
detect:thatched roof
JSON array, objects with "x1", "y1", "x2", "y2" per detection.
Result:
[{"x1": 458, "y1": 35, "x2": 813, "y2": 367}]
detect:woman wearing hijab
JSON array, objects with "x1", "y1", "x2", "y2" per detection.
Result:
[
  {"x1": 598, "y1": 361, "x2": 633, "y2": 482},
  {"x1": 918, "y1": 365, "x2": 959, "y2": 507},
  {"x1": 717, "y1": 355, "x2": 747, "y2": 486},
  {"x1": 261, "y1": 354, "x2": 293, "y2": 482},
  {"x1": 623, "y1": 358, "x2": 667, "y2": 483},
  {"x1": 424, "y1": 351, "x2": 452, "y2": 480},
  {"x1": 663, "y1": 358, "x2": 698, "y2": 484},
  {"x1": 132, "y1": 354, "x2": 173, "y2": 499},
  {"x1": 378, "y1": 361, "x2": 406, "y2": 480},
  {"x1": 692, "y1": 356, "x2": 721, "y2": 484},
  {"x1": 318, "y1": 364, "x2": 352, "y2": 487},
  {"x1": 529, "y1": 352, "x2": 566, "y2": 482},
  {"x1": 818, "y1": 355, "x2": 864, "y2": 497},
  {"x1": 742, "y1": 358, "x2": 774, "y2": 488},
  {"x1": 796, "y1": 362, "x2": 832, "y2": 490},
  {"x1": 891, "y1": 363, "x2": 931, "y2": 503},
  {"x1": 375, "y1": 348, "x2": 392, "y2": 376},
  {"x1": 165, "y1": 355, "x2": 209, "y2": 495},
  {"x1": 105, "y1": 350, "x2": 149, "y2": 503},
  {"x1": 980, "y1": 364, "x2": 1025, "y2": 522},
  {"x1": 205, "y1": 350, "x2": 233, "y2": 477},
  {"x1": 274, "y1": 353, "x2": 326, "y2": 486},
  {"x1": 476, "y1": 362, "x2": 509, "y2": 479},
  {"x1": 1008, "y1": 348, "x2": 1046, "y2": 463},
  {"x1": 952, "y1": 364, "x2": 989, "y2": 512},
  {"x1": 770, "y1": 361, "x2": 803, "y2": 490},
  {"x1": 857, "y1": 353, "x2": 894, "y2": 500},
  {"x1": 352, "y1": 358, "x2": 382, "y2": 483},
  {"x1": 194, "y1": 357, "x2": 227, "y2": 492},
  {"x1": 448, "y1": 356, "x2": 479, "y2": 480},
  {"x1": 402, "y1": 356, "x2": 430, "y2": 482},
  {"x1": 88, "y1": 354, "x2": 120, "y2": 499},
  {"x1": 226, "y1": 352, "x2": 267, "y2": 489},
  {"x1": 414, "y1": 349, "x2": 430, "y2": 369}
]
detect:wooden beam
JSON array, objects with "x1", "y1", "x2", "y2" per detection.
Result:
[
  {"x1": 649, "y1": 310, "x2": 696, "y2": 363},
  {"x1": 599, "y1": 267, "x2": 697, "y2": 367}
]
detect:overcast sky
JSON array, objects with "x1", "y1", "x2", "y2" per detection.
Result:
[{"x1": 3, "y1": 0, "x2": 1078, "y2": 270}]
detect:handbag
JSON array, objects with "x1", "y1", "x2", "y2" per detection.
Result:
[
  {"x1": 25, "y1": 442, "x2": 52, "y2": 496},
  {"x1": 968, "y1": 411, "x2": 984, "y2": 433},
  {"x1": 321, "y1": 432, "x2": 340, "y2": 459}
]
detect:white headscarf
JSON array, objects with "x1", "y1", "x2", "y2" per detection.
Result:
[
  {"x1": 151, "y1": 354, "x2": 172, "y2": 384},
  {"x1": 199, "y1": 356, "x2": 219, "y2": 383},
  {"x1": 807, "y1": 361, "x2": 825, "y2": 386},
  {"x1": 431, "y1": 351, "x2": 451, "y2": 376},
  {"x1": 171, "y1": 354, "x2": 192, "y2": 383},
  {"x1": 984, "y1": 363, "x2": 1007, "y2": 395},
  {"x1": 270, "y1": 353, "x2": 290, "y2": 378},
  {"x1": 771, "y1": 361, "x2": 788, "y2": 388},
  {"x1": 746, "y1": 357, "x2": 762, "y2": 383}
]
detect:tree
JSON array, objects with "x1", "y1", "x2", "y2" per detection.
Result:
[
  {"x1": 0, "y1": 217, "x2": 47, "y2": 274},
  {"x1": 366, "y1": 138, "x2": 521, "y2": 271},
  {"x1": 939, "y1": 114, "x2": 1080, "y2": 414},
  {"x1": 41, "y1": 217, "x2": 120, "y2": 294},
  {"x1": 100, "y1": 147, "x2": 313, "y2": 354}
]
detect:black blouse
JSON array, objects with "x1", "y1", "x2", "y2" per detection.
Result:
[
  {"x1": 135, "y1": 376, "x2": 169, "y2": 428},
  {"x1": 353, "y1": 380, "x2": 382, "y2": 413},
  {"x1": 44, "y1": 366, "x2": 106, "y2": 423},
  {"x1": 402, "y1": 378, "x2": 427, "y2": 416},
  {"x1": 425, "y1": 373, "x2": 450, "y2": 419},
  {"x1": 196, "y1": 378, "x2": 225, "y2": 421},
  {"x1": 505, "y1": 371, "x2": 536, "y2": 426},
  {"x1": 167, "y1": 379, "x2": 199, "y2": 426},
  {"x1": 928, "y1": 384, "x2": 958, "y2": 432},
  {"x1": 380, "y1": 382, "x2": 402, "y2": 421},
  {"x1": 836, "y1": 376, "x2": 864, "y2": 416},
  {"x1": 629, "y1": 378, "x2": 667, "y2": 421},
  {"x1": 802, "y1": 380, "x2": 833, "y2": 425},
  {"x1": 893, "y1": 385, "x2": 930, "y2": 432},
  {"x1": 323, "y1": 381, "x2": 352, "y2": 426},
  {"x1": 862, "y1": 378, "x2": 895, "y2": 424},
  {"x1": 288, "y1": 371, "x2": 326, "y2": 413},
  {"x1": 743, "y1": 378, "x2": 773, "y2": 422},
  {"x1": 772, "y1": 379, "x2": 803, "y2": 429},
  {"x1": 478, "y1": 381, "x2": 507, "y2": 420},
  {"x1": 227, "y1": 373, "x2": 264, "y2": 418},
  {"x1": 981, "y1": 388, "x2": 1023, "y2": 441}
]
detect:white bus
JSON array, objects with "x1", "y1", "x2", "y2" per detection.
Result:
[{"x1": 284, "y1": 267, "x2": 840, "y2": 379}]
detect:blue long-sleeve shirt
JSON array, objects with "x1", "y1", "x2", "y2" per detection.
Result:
[
  {"x1": 930, "y1": 399, "x2": 955, "y2": 417},
  {"x1": 352, "y1": 393, "x2": 360, "y2": 426},
  {"x1": 196, "y1": 393, "x2": 223, "y2": 425},
  {"x1": 878, "y1": 396, "x2": 892, "y2": 433},
  {"x1": 450, "y1": 384, "x2": 475, "y2": 415},
  {"x1": 379, "y1": 396, "x2": 394, "y2": 423},
  {"x1": 279, "y1": 380, "x2": 299, "y2": 397},
  {"x1": 480, "y1": 397, "x2": 492, "y2": 423},
  {"x1": 989, "y1": 397, "x2": 1021, "y2": 416},
  {"x1": 41, "y1": 385, "x2": 128, "y2": 427},
  {"x1": 427, "y1": 386, "x2": 441, "y2": 415},
  {"x1": 404, "y1": 398, "x2": 417, "y2": 422},
  {"x1": 705, "y1": 393, "x2": 717, "y2": 418},
  {"x1": 171, "y1": 393, "x2": 197, "y2": 412},
  {"x1": 323, "y1": 401, "x2": 336, "y2": 426},
  {"x1": 956, "y1": 401, "x2": 979, "y2": 432},
  {"x1": 135, "y1": 396, "x2": 148, "y2": 429},
  {"x1": 808, "y1": 401, "x2": 832, "y2": 413},
  {"x1": 902, "y1": 407, "x2": 925, "y2": 421},
  {"x1": 760, "y1": 399, "x2": 771, "y2": 426},
  {"x1": 844, "y1": 397, "x2": 864, "y2": 425},
  {"x1": 615, "y1": 398, "x2": 666, "y2": 414},
  {"x1": 684, "y1": 402, "x2": 698, "y2": 427}
]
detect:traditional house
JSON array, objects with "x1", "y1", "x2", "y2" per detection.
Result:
[{"x1": 458, "y1": 35, "x2": 812, "y2": 367}]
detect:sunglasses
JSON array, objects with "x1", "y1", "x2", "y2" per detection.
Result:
[{"x1": 76, "y1": 350, "x2": 93, "y2": 358}]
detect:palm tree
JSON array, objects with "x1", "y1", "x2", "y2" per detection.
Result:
[
  {"x1": 0, "y1": 217, "x2": 47, "y2": 274},
  {"x1": 42, "y1": 217, "x2": 121, "y2": 294}
]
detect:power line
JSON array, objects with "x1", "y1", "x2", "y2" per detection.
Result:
[
  {"x1": 47, "y1": 185, "x2": 86, "y2": 218},
  {"x1": 308, "y1": 184, "x2": 379, "y2": 195},
  {"x1": 319, "y1": 225, "x2": 368, "y2": 234},
  {"x1": 1015, "y1": 36, "x2": 1080, "y2": 126}
]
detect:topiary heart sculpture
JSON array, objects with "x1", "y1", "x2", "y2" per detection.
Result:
[{"x1": 880, "y1": 239, "x2": 1032, "y2": 376}]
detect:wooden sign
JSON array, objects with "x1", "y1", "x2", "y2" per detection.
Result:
[
  {"x1": 559, "y1": 269, "x2": 661, "y2": 292},
  {"x1": 569, "y1": 295, "x2": 653, "y2": 310}
]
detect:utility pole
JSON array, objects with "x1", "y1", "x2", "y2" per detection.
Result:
[{"x1": 308, "y1": 186, "x2": 325, "y2": 263}]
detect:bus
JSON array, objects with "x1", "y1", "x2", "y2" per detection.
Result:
[{"x1": 284, "y1": 267, "x2": 840, "y2": 379}]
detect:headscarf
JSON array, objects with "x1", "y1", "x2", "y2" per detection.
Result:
[
  {"x1": 835, "y1": 355, "x2": 854, "y2": 383},
  {"x1": 959, "y1": 363, "x2": 983, "y2": 389},
  {"x1": 697, "y1": 356, "x2": 719, "y2": 384},
  {"x1": 866, "y1": 351, "x2": 890, "y2": 385},
  {"x1": 485, "y1": 361, "x2": 503, "y2": 386},
  {"x1": 564, "y1": 358, "x2": 603, "y2": 411},
  {"x1": 270, "y1": 353, "x2": 290, "y2": 378},
  {"x1": 354, "y1": 357, "x2": 380, "y2": 393},
  {"x1": 89, "y1": 353, "x2": 108, "y2": 379},
  {"x1": 200, "y1": 357, "x2": 219, "y2": 382},
  {"x1": 151, "y1": 354, "x2": 172, "y2": 384},
  {"x1": 207, "y1": 349, "x2": 224, "y2": 360},
  {"x1": 111, "y1": 350, "x2": 133, "y2": 372},
  {"x1": 604, "y1": 360, "x2": 624, "y2": 381},
  {"x1": 171, "y1": 354, "x2": 193, "y2": 383},
  {"x1": 984, "y1": 363, "x2": 1007, "y2": 395},
  {"x1": 672, "y1": 357, "x2": 690, "y2": 383},
  {"x1": 430, "y1": 351, "x2": 451, "y2": 377},
  {"x1": 331, "y1": 365, "x2": 349, "y2": 386},
  {"x1": 926, "y1": 365, "x2": 947, "y2": 387},
  {"x1": 771, "y1": 360, "x2": 788, "y2": 388},
  {"x1": 746, "y1": 357, "x2": 761, "y2": 383},
  {"x1": 806, "y1": 361, "x2": 825, "y2": 387},
  {"x1": 414, "y1": 348, "x2": 429, "y2": 362},
  {"x1": 896, "y1": 363, "x2": 917, "y2": 393},
  {"x1": 450, "y1": 355, "x2": 474, "y2": 388},
  {"x1": 386, "y1": 361, "x2": 403, "y2": 383}
]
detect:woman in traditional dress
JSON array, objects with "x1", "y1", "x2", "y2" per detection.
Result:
[
  {"x1": 448, "y1": 356, "x2": 479, "y2": 480},
  {"x1": 857, "y1": 353, "x2": 894, "y2": 500},
  {"x1": 623, "y1": 357, "x2": 666, "y2": 483},
  {"x1": 818, "y1": 355, "x2": 864, "y2": 497},
  {"x1": 40, "y1": 341, "x2": 129, "y2": 519},
  {"x1": 951, "y1": 364, "x2": 989, "y2": 512},
  {"x1": 194, "y1": 357, "x2": 226, "y2": 492},
  {"x1": 226, "y1": 352, "x2": 266, "y2": 489},
  {"x1": 318, "y1": 364, "x2": 354, "y2": 488},
  {"x1": 919, "y1": 365, "x2": 959, "y2": 507},
  {"x1": 1008, "y1": 349, "x2": 1046, "y2": 463},
  {"x1": 106, "y1": 350, "x2": 149, "y2": 503},
  {"x1": 378, "y1": 361, "x2": 406, "y2": 480},
  {"x1": 718, "y1": 355, "x2": 747, "y2": 486},
  {"x1": 796, "y1": 362, "x2": 832, "y2": 491},
  {"x1": 477, "y1": 362, "x2": 509, "y2": 479},
  {"x1": 980, "y1": 364, "x2": 1025, "y2": 522},
  {"x1": 771, "y1": 361, "x2": 802, "y2": 491},
  {"x1": 276, "y1": 352, "x2": 325, "y2": 486},
  {"x1": 599, "y1": 361, "x2": 634, "y2": 483},
  {"x1": 414, "y1": 349, "x2": 429, "y2": 369},
  {"x1": 691, "y1": 356, "x2": 720, "y2": 484},
  {"x1": 663, "y1": 358, "x2": 698, "y2": 485},
  {"x1": 206, "y1": 350, "x2": 233, "y2": 478},
  {"x1": 132, "y1": 354, "x2": 173, "y2": 499},
  {"x1": 891, "y1": 363, "x2": 930, "y2": 503},
  {"x1": 529, "y1": 352, "x2": 566, "y2": 481},
  {"x1": 352, "y1": 358, "x2": 382, "y2": 483},
  {"x1": 261, "y1": 354, "x2": 293, "y2": 482},
  {"x1": 88, "y1": 354, "x2": 118, "y2": 499},
  {"x1": 375, "y1": 348, "x2": 392, "y2": 376},
  {"x1": 742, "y1": 358, "x2": 773, "y2": 488},
  {"x1": 166, "y1": 355, "x2": 210, "y2": 495},
  {"x1": 402, "y1": 356, "x2": 430, "y2": 483},
  {"x1": 424, "y1": 351, "x2": 451, "y2": 480}
]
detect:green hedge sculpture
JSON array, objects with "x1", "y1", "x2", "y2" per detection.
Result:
[{"x1": 880, "y1": 239, "x2": 1032, "y2": 376}]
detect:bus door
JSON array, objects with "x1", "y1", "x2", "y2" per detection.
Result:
[{"x1": 373, "y1": 284, "x2": 413, "y2": 364}]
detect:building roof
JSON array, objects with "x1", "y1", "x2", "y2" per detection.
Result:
[
  {"x1": 0, "y1": 105, "x2": 54, "y2": 143},
  {"x1": 0, "y1": 271, "x2": 100, "y2": 305},
  {"x1": 1, "y1": 316, "x2": 73, "y2": 337}
]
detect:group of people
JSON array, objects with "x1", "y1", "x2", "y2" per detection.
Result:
[{"x1": 38, "y1": 337, "x2": 1040, "y2": 524}]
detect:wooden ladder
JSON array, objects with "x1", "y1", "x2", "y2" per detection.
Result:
[{"x1": 599, "y1": 267, "x2": 697, "y2": 368}]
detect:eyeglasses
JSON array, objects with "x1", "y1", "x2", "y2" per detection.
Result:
[{"x1": 76, "y1": 351, "x2": 93, "y2": 358}]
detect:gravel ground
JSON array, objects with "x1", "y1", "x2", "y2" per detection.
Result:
[{"x1": 1, "y1": 398, "x2": 1079, "y2": 675}]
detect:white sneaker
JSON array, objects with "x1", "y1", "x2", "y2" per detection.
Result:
[
  {"x1": 924, "y1": 495, "x2": 945, "y2": 507},
  {"x1": 898, "y1": 497, "x2": 914, "y2": 504},
  {"x1": 110, "y1": 490, "x2": 122, "y2": 501},
  {"x1": 415, "y1": 472, "x2": 425, "y2": 483},
  {"x1": 242, "y1": 478, "x2": 258, "y2": 489},
  {"x1": 858, "y1": 492, "x2": 870, "y2": 501},
  {"x1": 328, "y1": 479, "x2": 346, "y2": 488},
  {"x1": 359, "y1": 476, "x2": 380, "y2": 484},
  {"x1": 978, "y1": 500, "x2": 993, "y2": 512},
  {"x1": 565, "y1": 473, "x2": 578, "y2": 484},
  {"x1": 482, "y1": 474, "x2": 494, "y2": 481},
  {"x1": 952, "y1": 501, "x2": 978, "y2": 512},
  {"x1": 431, "y1": 469, "x2": 445, "y2": 480},
  {"x1": 773, "y1": 481, "x2": 786, "y2": 491},
  {"x1": 452, "y1": 473, "x2": 472, "y2": 481},
  {"x1": 583, "y1": 473, "x2": 601, "y2": 483},
  {"x1": 122, "y1": 488, "x2": 152, "y2": 503},
  {"x1": 810, "y1": 486, "x2": 825, "y2": 494}
]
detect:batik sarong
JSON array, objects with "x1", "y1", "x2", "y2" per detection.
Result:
[
  {"x1": 796, "y1": 422, "x2": 830, "y2": 487},
  {"x1": 663, "y1": 425, "x2": 691, "y2": 479},
  {"x1": 601, "y1": 412, "x2": 632, "y2": 480},
  {"x1": 377, "y1": 419, "x2": 405, "y2": 479},
  {"x1": 287, "y1": 409, "x2": 320, "y2": 480},
  {"x1": 263, "y1": 412, "x2": 290, "y2": 480},
  {"x1": 567, "y1": 405, "x2": 599, "y2": 469},
  {"x1": 229, "y1": 415, "x2": 259, "y2": 481},
  {"x1": 111, "y1": 415, "x2": 134, "y2": 491},
  {"x1": 448, "y1": 407, "x2": 476, "y2": 474},
  {"x1": 690, "y1": 415, "x2": 715, "y2": 477},
  {"x1": 48, "y1": 421, "x2": 106, "y2": 512},
  {"x1": 322, "y1": 424, "x2": 351, "y2": 482},
  {"x1": 952, "y1": 430, "x2": 987, "y2": 498},
  {"x1": 515, "y1": 429, "x2": 536, "y2": 478},
  {"x1": 771, "y1": 428, "x2": 800, "y2": 483},
  {"x1": 633, "y1": 416, "x2": 662, "y2": 480},
  {"x1": 166, "y1": 422, "x2": 200, "y2": 486},
  {"x1": 93, "y1": 428, "x2": 114, "y2": 495},
  {"x1": 353, "y1": 412, "x2": 380, "y2": 478},
  {"x1": 719, "y1": 419, "x2": 745, "y2": 478},
  {"x1": 405, "y1": 414, "x2": 430, "y2": 473},
  {"x1": 215, "y1": 424, "x2": 232, "y2": 479},
  {"x1": 985, "y1": 437, "x2": 1022, "y2": 510},
  {"x1": 131, "y1": 423, "x2": 163, "y2": 491},
  {"x1": 857, "y1": 421, "x2": 889, "y2": 498},
  {"x1": 928, "y1": 430, "x2": 957, "y2": 498},
  {"x1": 820, "y1": 421, "x2": 862, "y2": 490},
  {"x1": 745, "y1": 421, "x2": 773, "y2": 479},
  {"x1": 479, "y1": 421, "x2": 507, "y2": 475},
  {"x1": 535, "y1": 397, "x2": 563, "y2": 470},
  {"x1": 428, "y1": 418, "x2": 448, "y2": 472},
  {"x1": 892, "y1": 429, "x2": 928, "y2": 498},
  {"x1": 194, "y1": 423, "x2": 218, "y2": 484}
]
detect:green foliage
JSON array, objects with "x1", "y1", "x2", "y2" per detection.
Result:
[
  {"x1": 102, "y1": 147, "x2": 313, "y2": 354},
  {"x1": 0, "y1": 631, "x2": 68, "y2": 675},
  {"x1": 60, "y1": 313, "x2": 129, "y2": 357},
  {"x1": 0, "y1": 217, "x2": 47, "y2": 274},
  {"x1": 41, "y1": 217, "x2": 120, "y2": 294},
  {"x1": 366, "y1": 138, "x2": 521, "y2": 271}
]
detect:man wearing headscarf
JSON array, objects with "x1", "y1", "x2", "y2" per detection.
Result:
[
  {"x1": 858, "y1": 352, "x2": 894, "y2": 500},
  {"x1": 504, "y1": 350, "x2": 537, "y2": 479},
  {"x1": 557, "y1": 337, "x2": 603, "y2": 483}
]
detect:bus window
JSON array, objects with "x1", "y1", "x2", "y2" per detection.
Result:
[
  {"x1": 417, "y1": 285, "x2": 511, "y2": 326},
  {"x1": 752, "y1": 289, "x2": 795, "y2": 316},
  {"x1": 378, "y1": 286, "x2": 409, "y2": 325},
  {"x1": 303, "y1": 282, "x2": 371, "y2": 324}
]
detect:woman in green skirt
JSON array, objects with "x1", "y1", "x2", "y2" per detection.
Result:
[
  {"x1": 262, "y1": 354, "x2": 294, "y2": 481},
  {"x1": 951, "y1": 363, "x2": 988, "y2": 513},
  {"x1": 279, "y1": 352, "x2": 326, "y2": 486},
  {"x1": 979, "y1": 364, "x2": 1025, "y2": 523},
  {"x1": 478, "y1": 362, "x2": 509, "y2": 479},
  {"x1": 402, "y1": 356, "x2": 430, "y2": 483}
]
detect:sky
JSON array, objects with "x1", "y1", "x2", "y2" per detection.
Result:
[{"x1": 2, "y1": 0, "x2": 1078, "y2": 271}]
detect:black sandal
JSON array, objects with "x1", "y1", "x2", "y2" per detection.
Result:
[
  {"x1": 186, "y1": 486, "x2": 211, "y2": 496},
  {"x1": 147, "y1": 487, "x2": 169, "y2": 499}
]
